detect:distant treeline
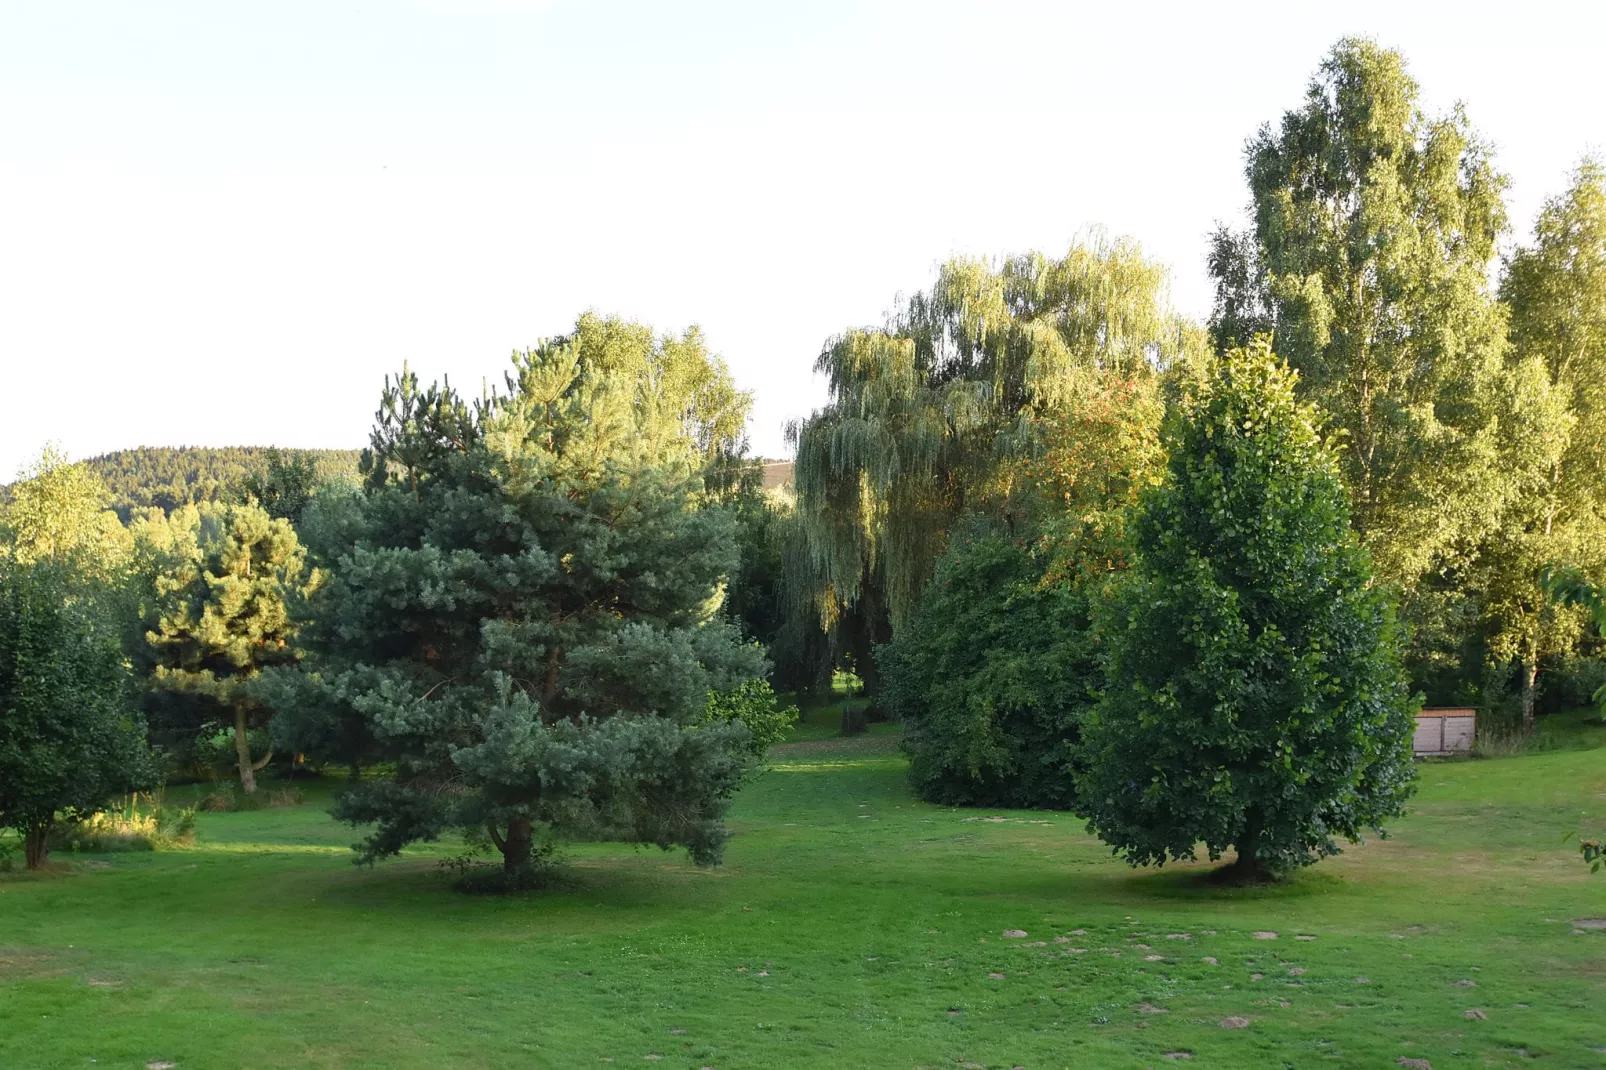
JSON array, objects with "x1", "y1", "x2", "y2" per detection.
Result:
[{"x1": 83, "y1": 447, "x2": 362, "y2": 520}]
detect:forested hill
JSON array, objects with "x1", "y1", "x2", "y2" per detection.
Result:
[{"x1": 84, "y1": 446, "x2": 362, "y2": 520}]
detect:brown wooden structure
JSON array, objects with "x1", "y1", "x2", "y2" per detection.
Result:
[{"x1": 1414, "y1": 707, "x2": 1476, "y2": 756}]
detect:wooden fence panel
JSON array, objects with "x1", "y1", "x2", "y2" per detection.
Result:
[{"x1": 1414, "y1": 708, "x2": 1476, "y2": 756}]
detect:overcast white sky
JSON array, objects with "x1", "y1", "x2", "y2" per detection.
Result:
[{"x1": 3, "y1": 0, "x2": 1603, "y2": 476}]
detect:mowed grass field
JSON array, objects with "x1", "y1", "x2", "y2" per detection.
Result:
[{"x1": 2, "y1": 708, "x2": 1604, "y2": 1070}]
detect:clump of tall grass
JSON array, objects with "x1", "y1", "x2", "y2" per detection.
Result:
[
  {"x1": 1470, "y1": 717, "x2": 1578, "y2": 759},
  {"x1": 1471, "y1": 722, "x2": 1530, "y2": 758},
  {"x1": 50, "y1": 793, "x2": 197, "y2": 853}
]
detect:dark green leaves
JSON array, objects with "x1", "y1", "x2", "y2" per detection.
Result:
[{"x1": 1077, "y1": 344, "x2": 1418, "y2": 880}]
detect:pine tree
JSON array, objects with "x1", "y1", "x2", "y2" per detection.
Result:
[
  {"x1": 1078, "y1": 344, "x2": 1418, "y2": 882},
  {"x1": 136, "y1": 502, "x2": 314, "y2": 793},
  {"x1": 282, "y1": 316, "x2": 777, "y2": 887}
]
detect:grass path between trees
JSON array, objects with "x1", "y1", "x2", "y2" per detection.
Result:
[{"x1": 2, "y1": 711, "x2": 1604, "y2": 1069}]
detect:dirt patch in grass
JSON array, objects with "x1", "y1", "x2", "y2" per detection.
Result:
[{"x1": 0, "y1": 947, "x2": 70, "y2": 980}]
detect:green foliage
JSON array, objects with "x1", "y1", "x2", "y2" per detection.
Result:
[
  {"x1": 1476, "y1": 158, "x2": 1606, "y2": 723},
  {"x1": 237, "y1": 448, "x2": 323, "y2": 525},
  {"x1": 719, "y1": 466, "x2": 788, "y2": 644},
  {"x1": 0, "y1": 446, "x2": 132, "y2": 584},
  {"x1": 285, "y1": 314, "x2": 771, "y2": 883},
  {"x1": 0, "y1": 561, "x2": 155, "y2": 869},
  {"x1": 134, "y1": 501, "x2": 314, "y2": 793},
  {"x1": 1581, "y1": 836, "x2": 1604, "y2": 874},
  {"x1": 792, "y1": 238, "x2": 1200, "y2": 632},
  {"x1": 1078, "y1": 344, "x2": 1419, "y2": 881},
  {"x1": 1209, "y1": 38, "x2": 1510, "y2": 596},
  {"x1": 1503, "y1": 157, "x2": 1606, "y2": 505},
  {"x1": 702, "y1": 679, "x2": 798, "y2": 759},
  {"x1": 882, "y1": 375, "x2": 1166, "y2": 808},
  {"x1": 881, "y1": 528, "x2": 1088, "y2": 808},
  {"x1": 716, "y1": 466, "x2": 839, "y2": 697},
  {"x1": 80, "y1": 447, "x2": 361, "y2": 522},
  {"x1": 1544, "y1": 568, "x2": 1606, "y2": 716},
  {"x1": 790, "y1": 238, "x2": 1202, "y2": 709}
]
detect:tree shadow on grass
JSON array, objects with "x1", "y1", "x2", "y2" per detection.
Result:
[
  {"x1": 1110, "y1": 861, "x2": 1351, "y2": 903},
  {"x1": 312, "y1": 846, "x2": 744, "y2": 920}
]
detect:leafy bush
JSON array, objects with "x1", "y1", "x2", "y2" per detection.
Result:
[
  {"x1": 1582, "y1": 836, "x2": 1604, "y2": 874},
  {"x1": 702, "y1": 679, "x2": 798, "y2": 759},
  {"x1": 880, "y1": 529, "x2": 1090, "y2": 809},
  {"x1": 0, "y1": 561, "x2": 157, "y2": 869},
  {"x1": 1548, "y1": 653, "x2": 1606, "y2": 713}
]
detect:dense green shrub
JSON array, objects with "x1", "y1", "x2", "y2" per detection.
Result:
[
  {"x1": 701, "y1": 679, "x2": 798, "y2": 759},
  {"x1": 1078, "y1": 345, "x2": 1419, "y2": 881},
  {"x1": 880, "y1": 528, "x2": 1090, "y2": 808},
  {"x1": 0, "y1": 563, "x2": 156, "y2": 869}
]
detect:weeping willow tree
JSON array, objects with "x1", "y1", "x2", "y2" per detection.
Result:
[{"x1": 788, "y1": 236, "x2": 1204, "y2": 718}]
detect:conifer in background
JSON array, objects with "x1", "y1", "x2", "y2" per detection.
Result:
[{"x1": 137, "y1": 502, "x2": 313, "y2": 794}]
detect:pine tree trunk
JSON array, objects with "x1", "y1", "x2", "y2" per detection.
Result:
[
  {"x1": 23, "y1": 821, "x2": 50, "y2": 870},
  {"x1": 501, "y1": 817, "x2": 533, "y2": 876},
  {"x1": 1520, "y1": 659, "x2": 1538, "y2": 735},
  {"x1": 234, "y1": 704, "x2": 259, "y2": 795}
]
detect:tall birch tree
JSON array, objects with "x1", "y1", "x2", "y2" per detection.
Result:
[
  {"x1": 1481, "y1": 158, "x2": 1606, "y2": 726},
  {"x1": 1209, "y1": 38, "x2": 1511, "y2": 594}
]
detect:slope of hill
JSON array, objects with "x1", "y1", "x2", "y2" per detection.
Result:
[{"x1": 83, "y1": 446, "x2": 362, "y2": 520}]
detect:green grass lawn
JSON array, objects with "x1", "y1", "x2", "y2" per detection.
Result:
[{"x1": 3, "y1": 712, "x2": 1604, "y2": 1069}]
